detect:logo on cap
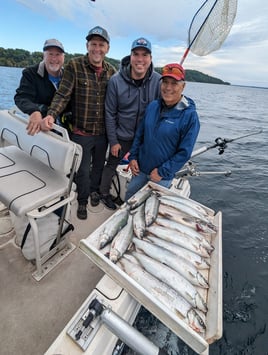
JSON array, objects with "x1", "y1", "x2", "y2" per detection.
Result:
[
  {"x1": 86, "y1": 26, "x2": 110, "y2": 43},
  {"x1": 131, "y1": 37, "x2": 152, "y2": 53}
]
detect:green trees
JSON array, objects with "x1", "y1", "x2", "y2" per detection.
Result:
[{"x1": 0, "y1": 47, "x2": 229, "y2": 85}]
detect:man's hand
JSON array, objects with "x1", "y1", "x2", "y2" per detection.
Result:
[
  {"x1": 40, "y1": 115, "x2": 55, "y2": 131},
  {"x1": 150, "y1": 168, "x2": 162, "y2": 182},
  {"x1": 26, "y1": 111, "x2": 43, "y2": 135},
  {"x1": 111, "y1": 143, "x2": 121, "y2": 157},
  {"x1": 129, "y1": 159, "x2": 140, "y2": 176}
]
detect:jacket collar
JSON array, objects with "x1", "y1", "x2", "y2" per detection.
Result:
[{"x1": 37, "y1": 61, "x2": 46, "y2": 78}]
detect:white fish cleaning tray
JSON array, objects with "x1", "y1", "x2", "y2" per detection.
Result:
[{"x1": 80, "y1": 182, "x2": 222, "y2": 354}]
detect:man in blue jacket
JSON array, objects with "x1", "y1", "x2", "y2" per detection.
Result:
[
  {"x1": 125, "y1": 63, "x2": 200, "y2": 200},
  {"x1": 98, "y1": 37, "x2": 161, "y2": 210}
]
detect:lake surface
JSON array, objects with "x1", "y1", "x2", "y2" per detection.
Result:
[
  {"x1": 124, "y1": 77, "x2": 268, "y2": 354},
  {"x1": 1, "y1": 66, "x2": 268, "y2": 355}
]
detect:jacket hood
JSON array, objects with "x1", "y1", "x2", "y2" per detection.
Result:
[
  {"x1": 37, "y1": 61, "x2": 46, "y2": 78},
  {"x1": 120, "y1": 55, "x2": 156, "y2": 84}
]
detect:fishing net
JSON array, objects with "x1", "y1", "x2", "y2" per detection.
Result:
[{"x1": 188, "y1": 0, "x2": 237, "y2": 56}]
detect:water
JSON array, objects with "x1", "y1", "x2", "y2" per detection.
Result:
[
  {"x1": 0, "y1": 66, "x2": 22, "y2": 110},
  {"x1": 1, "y1": 66, "x2": 268, "y2": 354},
  {"x1": 125, "y1": 84, "x2": 268, "y2": 354}
]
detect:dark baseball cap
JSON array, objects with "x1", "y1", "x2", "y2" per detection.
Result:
[{"x1": 86, "y1": 26, "x2": 110, "y2": 43}]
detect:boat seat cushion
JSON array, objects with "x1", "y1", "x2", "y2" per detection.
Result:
[
  {"x1": 0, "y1": 109, "x2": 77, "y2": 175},
  {"x1": 0, "y1": 146, "x2": 69, "y2": 216}
]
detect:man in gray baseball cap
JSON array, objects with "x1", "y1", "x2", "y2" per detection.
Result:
[
  {"x1": 43, "y1": 38, "x2": 65, "y2": 53},
  {"x1": 86, "y1": 26, "x2": 110, "y2": 43},
  {"x1": 14, "y1": 38, "x2": 66, "y2": 135},
  {"x1": 41, "y1": 26, "x2": 116, "y2": 220}
]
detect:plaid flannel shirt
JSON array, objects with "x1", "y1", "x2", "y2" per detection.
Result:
[{"x1": 48, "y1": 55, "x2": 116, "y2": 135}]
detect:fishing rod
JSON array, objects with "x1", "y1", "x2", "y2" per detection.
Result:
[
  {"x1": 180, "y1": 0, "x2": 237, "y2": 65},
  {"x1": 174, "y1": 129, "x2": 263, "y2": 179},
  {"x1": 191, "y1": 129, "x2": 263, "y2": 158}
]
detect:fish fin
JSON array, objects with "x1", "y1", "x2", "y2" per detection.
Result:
[
  {"x1": 196, "y1": 223, "x2": 206, "y2": 232},
  {"x1": 174, "y1": 309, "x2": 186, "y2": 321}
]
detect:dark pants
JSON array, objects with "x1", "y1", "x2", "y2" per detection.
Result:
[
  {"x1": 71, "y1": 133, "x2": 107, "y2": 205},
  {"x1": 99, "y1": 139, "x2": 133, "y2": 196}
]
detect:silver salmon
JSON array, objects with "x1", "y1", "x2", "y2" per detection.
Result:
[
  {"x1": 118, "y1": 254, "x2": 206, "y2": 333},
  {"x1": 132, "y1": 251, "x2": 208, "y2": 313},
  {"x1": 98, "y1": 208, "x2": 129, "y2": 249},
  {"x1": 147, "y1": 224, "x2": 211, "y2": 258},
  {"x1": 158, "y1": 204, "x2": 217, "y2": 235},
  {"x1": 155, "y1": 216, "x2": 214, "y2": 252},
  {"x1": 109, "y1": 214, "x2": 134, "y2": 263},
  {"x1": 146, "y1": 235, "x2": 210, "y2": 270},
  {"x1": 159, "y1": 197, "x2": 216, "y2": 228},
  {"x1": 126, "y1": 188, "x2": 152, "y2": 210},
  {"x1": 132, "y1": 203, "x2": 146, "y2": 239},
  {"x1": 133, "y1": 237, "x2": 209, "y2": 288},
  {"x1": 158, "y1": 193, "x2": 213, "y2": 217},
  {"x1": 144, "y1": 192, "x2": 160, "y2": 226}
]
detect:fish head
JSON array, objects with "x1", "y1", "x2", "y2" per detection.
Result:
[
  {"x1": 187, "y1": 309, "x2": 206, "y2": 333},
  {"x1": 109, "y1": 249, "x2": 120, "y2": 263}
]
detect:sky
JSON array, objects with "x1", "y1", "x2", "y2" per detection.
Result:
[{"x1": 1, "y1": 0, "x2": 268, "y2": 88}]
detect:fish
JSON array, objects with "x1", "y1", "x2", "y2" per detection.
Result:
[
  {"x1": 159, "y1": 197, "x2": 216, "y2": 228},
  {"x1": 98, "y1": 208, "x2": 129, "y2": 249},
  {"x1": 147, "y1": 224, "x2": 211, "y2": 258},
  {"x1": 144, "y1": 192, "x2": 160, "y2": 226},
  {"x1": 155, "y1": 216, "x2": 214, "y2": 252},
  {"x1": 146, "y1": 235, "x2": 210, "y2": 270},
  {"x1": 132, "y1": 251, "x2": 208, "y2": 313},
  {"x1": 118, "y1": 254, "x2": 206, "y2": 333},
  {"x1": 109, "y1": 214, "x2": 134, "y2": 263},
  {"x1": 133, "y1": 237, "x2": 209, "y2": 288},
  {"x1": 158, "y1": 204, "x2": 217, "y2": 234},
  {"x1": 158, "y1": 193, "x2": 213, "y2": 217},
  {"x1": 126, "y1": 187, "x2": 152, "y2": 210},
  {"x1": 132, "y1": 203, "x2": 146, "y2": 239}
]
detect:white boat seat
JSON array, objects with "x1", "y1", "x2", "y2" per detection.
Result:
[
  {"x1": 0, "y1": 107, "x2": 82, "y2": 280},
  {"x1": 0, "y1": 146, "x2": 70, "y2": 216}
]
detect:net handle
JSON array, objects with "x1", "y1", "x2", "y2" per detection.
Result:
[{"x1": 180, "y1": 0, "x2": 221, "y2": 65}]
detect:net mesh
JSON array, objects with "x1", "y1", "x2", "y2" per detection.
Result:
[{"x1": 189, "y1": 0, "x2": 237, "y2": 56}]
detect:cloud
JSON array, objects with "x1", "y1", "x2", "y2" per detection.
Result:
[{"x1": 14, "y1": 0, "x2": 268, "y2": 87}]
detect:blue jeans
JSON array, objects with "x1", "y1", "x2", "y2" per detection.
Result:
[{"x1": 125, "y1": 171, "x2": 172, "y2": 201}]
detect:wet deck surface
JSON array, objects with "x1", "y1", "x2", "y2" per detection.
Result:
[{"x1": 0, "y1": 200, "x2": 114, "y2": 355}]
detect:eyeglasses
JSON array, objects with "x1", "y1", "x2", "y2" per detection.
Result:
[{"x1": 162, "y1": 66, "x2": 184, "y2": 80}]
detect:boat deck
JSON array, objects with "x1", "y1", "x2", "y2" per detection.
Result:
[{"x1": 0, "y1": 200, "x2": 113, "y2": 355}]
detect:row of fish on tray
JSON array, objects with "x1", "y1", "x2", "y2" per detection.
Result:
[{"x1": 96, "y1": 186, "x2": 218, "y2": 334}]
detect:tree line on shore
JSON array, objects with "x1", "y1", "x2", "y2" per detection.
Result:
[{"x1": 0, "y1": 47, "x2": 230, "y2": 85}]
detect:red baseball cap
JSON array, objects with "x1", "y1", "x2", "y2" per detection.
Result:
[{"x1": 162, "y1": 63, "x2": 185, "y2": 81}]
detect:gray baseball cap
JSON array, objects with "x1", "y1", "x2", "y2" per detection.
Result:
[
  {"x1": 43, "y1": 39, "x2": 65, "y2": 53},
  {"x1": 86, "y1": 26, "x2": 110, "y2": 43}
]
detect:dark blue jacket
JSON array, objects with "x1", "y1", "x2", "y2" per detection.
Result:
[{"x1": 129, "y1": 96, "x2": 200, "y2": 179}]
